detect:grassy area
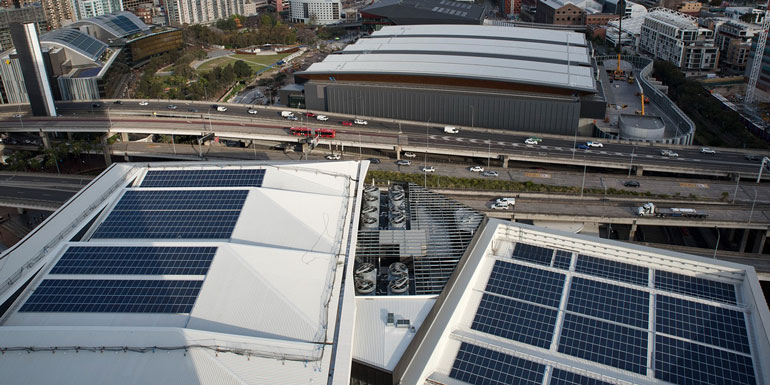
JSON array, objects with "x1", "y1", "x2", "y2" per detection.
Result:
[
  {"x1": 366, "y1": 170, "x2": 710, "y2": 201},
  {"x1": 196, "y1": 53, "x2": 292, "y2": 73}
]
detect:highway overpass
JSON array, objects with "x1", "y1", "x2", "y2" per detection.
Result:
[{"x1": 1, "y1": 101, "x2": 769, "y2": 181}]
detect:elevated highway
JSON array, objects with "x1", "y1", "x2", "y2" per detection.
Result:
[{"x1": 1, "y1": 101, "x2": 769, "y2": 180}]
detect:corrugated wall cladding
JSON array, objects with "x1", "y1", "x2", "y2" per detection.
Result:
[{"x1": 306, "y1": 82, "x2": 581, "y2": 135}]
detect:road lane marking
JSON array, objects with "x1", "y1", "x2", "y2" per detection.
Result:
[
  {"x1": 680, "y1": 182, "x2": 709, "y2": 188},
  {"x1": 524, "y1": 172, "x2": 551, "y2": 178}
]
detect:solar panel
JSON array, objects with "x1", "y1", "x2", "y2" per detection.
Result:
[
  {"x1": 113, "y1": 190, "x2": 248, "y2": 211},
  {"x1": 656, "y1": 295, "x2": 750, "y2": 354},
  {"x1": 91, "y1": 211, "x2": 242, "y2": 239},
  {"x1": 512, "y1": 243, "x2": 553, "y2": 266},
  {"x1": 472, "y1": 293, "x2": 557, "y2": 349},
  {"x1": 141, "y1": 169, "x2": 265, "y2": 188},
  {"x1": 575, "y1": 254, "x2": 648, "y2": 286},
  {"x1": 40, "y1": 29, "x2": 107, "y2": 61},
  {"x1": 450, "y1": 342, "x2": 546, "y2": 385},
  {"x1": 567, "y1": 277, "x2": 649, "y2": 328},
  {"x1": 485, "y1": 260, "x2": 565, "y2": 308},
  {"x1": 92, "y1": 190, "x2": 247, "y2": 239},
  {"x1": 655, "y1": 335, "x2": 756, "y2": 385},
  {"x1": 49, "y1": 246, "x2": 217, "y2": 275},
  {"x1": 19, "y1": 279, "x2": 203, "y2": 313},
  {"x1": 655, "y1": 270, "x2": 737, "y2": 305},
  {"x1": 553, "y1": 249, "x2": 572, "y2": 270},
  {"x1": 558, "y1": 313, "x2": 648, "y2": 374},
  {"x1": 549, "y1": 368, "x2": 614, "y2": 385}
]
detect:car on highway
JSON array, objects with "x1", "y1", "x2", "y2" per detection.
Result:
[
  {"x1": 139, "y1": 101, "x2": 149, "y2": 106},
  {"x1": 12, "y1": 113, "x2": 22, "y2": 118},
  {"x1": 483, "y1": 171, "x2": 499, "y2": 177},
  {"x1": 576, "y1": 144, "x2": 589, "y2": 150},
  {"x1": 586, "y1": 141, "x2": 603, "y2": 147},
  {"x1": 286, "y1": 115, "x2": 298, "y2": 121},
  {"x1": 167, "y1": 104, "x2": 177, "y2": 110},
  {"x1": 248, "y1": 108, "x2": 258, "y2": 114},
  {"x1": 421, "y1": 166, "x2": 435, "y2": 173},
  {"x1": 396, "y1": 160, "x2": 411, "y2": 166},
  {"x1": 188, "y1": 108, "x2": 198, "y2": 112},
  {"x1": 491, "y1": 202, "x2": 510, "y2": 210},
  {"x1": 623, "y1": 180, "x2": 640, "y2": 188},
  {"x1": 91, "y1": 103, "x2": 102, "y2": 108},
  {"x1": 496, "y1": 198, "x2": 516, "y2": 206},
  {"x1": 354, "y1": 119, "x2": 368, "y2": 125},
  {"x1": 660, "y1": 149, "x2": 679, "y2": 157},
  {"x1": 367, "y1": 158, "x2": 381, "y2": 164},
  {"x1": 341, "y1": 121, "x2": 353, "y2": 126},
  {"x1": 524, "y1": 137, "x2": 542, "y2": 145},
  {"x1": 316, "y1": 115, "x2": 329, "y2": 121},
  {"x1": 745, "y1": 154, "x2": 764, "y2": 161},
  {"x1": 114, "y1": 100, "x2": 123, "y2": 105},
  {"x1": 306, "y1": 112, "x2": 316, "y2": 117},
  {"x1": 469, "y1": 166, "x2": 484, "y2": 172},
  {"x1": 325, "y1": 154, "x2": 341, "y2": 160},
  {"x1": 403, "y1": 152, "x2": 417, "y2": 158},
  {"x1": 700, "y1": 147, "x2": 716, "y2": 154}
]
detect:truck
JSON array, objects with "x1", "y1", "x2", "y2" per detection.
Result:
[
  {"x1": 281, "y1": 111, "x2": 295, "y2": 118},
  {"x1": 635, "y1": 202, "x2": 707, "y2": 218}
]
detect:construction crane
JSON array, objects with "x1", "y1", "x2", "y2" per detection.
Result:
[{"x1": 745, "y1": 0, "x2": 770, "y2": 104}]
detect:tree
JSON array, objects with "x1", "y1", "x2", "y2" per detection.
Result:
[
  {"x1": 233, "y1": 60, "x2": 252, "y2": 78},
  {"x1": 739, "y1": 12, "x2": 754, "y2": 23}
]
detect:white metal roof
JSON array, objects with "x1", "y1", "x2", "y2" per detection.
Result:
[
  {"x1": 396, "y1": 220, "x2": 770, "y2": 385},
  {"x1": 0, "y1": 161, "x2": 368, "y2": 385},
  {"x1": 370, "y1": 24, "x2": 587, "y2": 47},
  {"x1": 644, "y1": 7, "x2": 699, "y2": 30},
  {"x1": 353, "y1": 296, "x2": 436, "y2": 371}
]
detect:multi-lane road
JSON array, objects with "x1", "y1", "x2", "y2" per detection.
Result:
[{"x1": 1, "y1": 100, "x2": 769, "y2": 179}]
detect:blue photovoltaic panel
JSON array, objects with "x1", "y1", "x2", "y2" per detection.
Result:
[
  {"x1": 512, "y1": 243, "x2": 553, "y2": 266},
  {"x1": 550, "y1": 368, "x2": 614, "y2": 385},
  {"x1": 655, "y1": 335, "x2": 756, "y2": 385},
  {"x1": 575, "y1": 254, "x2": 648, "y2": 286},
  {"x1": 450, "y1": 342, "x2": 546, "y2": 385},
  {"x1": 567, "y1": 277, "x2": 649, "y2": 328},
  {"x1": 92, "y1": 211, "x2": 241, "y2": 239},
  {"x1": 656, "y1": 295, "x2": 750, "y2": 354},
  {"x1": 141, "y1": 169, "x2": 265, "y2": 188},
  {"x1": 113, "y1": 190, "x2": 248, "y2": 211},
  {"x1": 485, "y1": 260, "x2": 565, "y2": 308},
  {"x1": 472, "y1": 293, "x2": 558, "y2": 349},
  {"x1": 19, "y1": 279, "x2": 203, "y2": 313},
  {"x1": 655, "y1": 270, "x2": 737, "y2": 305},
  {"x1": 558, "y1": 313, "x2": 648, "y2": 375},
  {"x1": 49, "y1": 246, "x2": 217, "y2": 275},
  {"x1": 553, "y1": 250, "x2": 572, "y2": 270}
]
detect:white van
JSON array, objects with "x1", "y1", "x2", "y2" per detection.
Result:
[
  {"x1": 444, "y1": 126, "x2": 459, "y2": 134},
  {"x1": 281, "y1": 111, "x2": 295, "y2": 117},
  {"x1": 216, "y1": 106, "x2": 228, "y2": 112},
  {"x1": 496, "y1": 198, "x2": 516, "y2": 207}
]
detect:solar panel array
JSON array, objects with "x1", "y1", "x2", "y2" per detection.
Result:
[
  {"x1": 92, "y1": 190, "x2": 247, "y2": 239},
  {"x1": 141, "y1": 169, "x2": 265, "y2": 188},
  {"x1": 40, "y1": 29, "x2": 107, "y2": 61},
  {"x1": 88, "y1": 12, "x2": 148, "y2": 38},
  {"x1": 19, "y1": 279, "x2": 203, "y2": 313},
  {"x1": 450, "y1": 342, "x2": 545, "y2": 385},
  {"x1": 454, "y1": 242, "x2": 757, "y2": 385},
  {"x1": 49, "y1": 246, "x2": 217, "y2": 275}
]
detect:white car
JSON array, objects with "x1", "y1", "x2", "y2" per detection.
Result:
[
  {"x1": 139, "y1": 101, "x2": 149, "y2": 106},
  {"x1": 421, "y1": 166, "x2": 435, "y2": 173},
  {"x1": 524, "y1": 138, "x2": 541, "y2": 145},
  {"x1": 247, "y1": 109, "x2": 258, "y2": 114},
  {"x1": 660, "y1": 149, "x2": 679, "y2": 158},
  {"x1": 396, "y1": 160, "x2": 411, "y2": 166},
  {"x1": 316, "y1": 115, "x2": 329, "y2": 121},
  {"x1": 586, "y1": 141, "x2": 603, "y2": 148},
  {"x1": 216, "y1": 106, "x2": 228, "y2": 112},
  {"x1": 700, "y1": 147, "x2": 716, "y2": 154},
  {"x1": 325, "y1": 154, "x2": 341, "y2": 160},
  {"x1": 469, "y1": 166, "x2": 484, "y2": 172},
  {"x1": 491, "y1": 202, "x2": 510, "y2": 210},
  {"x1": 403, "y1": 152, "x2": 417, "y2": 158},
  {"x1": 496, "y1": 198, "x2": 516, "y2": 206},
  {"x1": 286, "y1": 115, "x2": 298, "y2": 121},
  {"x1": 354, "y1": 119, "x2": 368, "y2": 125},
  {"x1": 483, "y1": 171, "x2": 499, "y2": 177}
]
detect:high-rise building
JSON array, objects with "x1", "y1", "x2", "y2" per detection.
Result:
[
  {"x1": 72, "y1": 0, "x2": 123, "y2": 20},
  {"x1": 41, "y1": 0, "x2": 75, "y2": 29},
  {"x1": 8, "y1": 22, "x2": 56, "y2": 116},
  {"x1": 0, "y1": 4, "x2": 46, "y2": 50},
  {"x1": 289, "y1": 0, "x2": 341, "y2": 24},
  {"x1": 165, "y1": 0, "x2": 245, "y2": 25},
  {"x1": 639, "y1": 8, "x2": 719, "y2": 75}
]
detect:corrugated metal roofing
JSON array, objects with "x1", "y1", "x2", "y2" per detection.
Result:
[{"x1": 371, "y1": 24, "x2": 587, "y2": 47}]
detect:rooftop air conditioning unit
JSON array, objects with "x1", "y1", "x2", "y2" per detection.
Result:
[
  {"x1": 388, "y1": 276, "x2": 409, "y2": 295},
  {"x1": 362, "y1": 216, "x2": 379, "y2": 229},
  {"x1": 355, "y1": 277, "x2": 375, "y2": 295},
  {"x1": 390, "y1": 214, "x2": 406, "y2": 229},
  {"x1": 389, "y1": 262, "x2": 408, "y2": 278},
  {"x1": 355, "y1": 263, "x2": 377, "y2": 283},
  {"x1": 362, "y1": 205, "x2": 378, "y2": 219}
]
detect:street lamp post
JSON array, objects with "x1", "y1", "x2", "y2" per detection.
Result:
[
  {"x1": 713, "y1": 227, "x2": 720, "y2": 258},
  {"x1": 732, "y1": 177, "x2": 740, "y2": 204},
  {"x1": 748, "y1": 188, "x2": 757, "y2": 224},
  {"x1": 628, "y1": 146, "x2": 636, "y2": 177},
  {"x1": 572, "y1": 125, "x2": 579, "y2": 160},
  {"x1": 580, "y1": 156, "x2": 587, "y2": 198}
]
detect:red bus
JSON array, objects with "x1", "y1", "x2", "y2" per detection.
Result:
[
  {"x1": 289, "y1": 127, "x2": 312, "y2": 136},
  {"x1": 315, "y1": 128, "x2": 336, "y2": 138}
]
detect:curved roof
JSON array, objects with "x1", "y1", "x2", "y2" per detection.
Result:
[
  {"x1": 72, "y1": 11, "x2": 149, "y2": 39},
  {"x1": 40, "y1": 29, "x2": 107, "y2": 62}
]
